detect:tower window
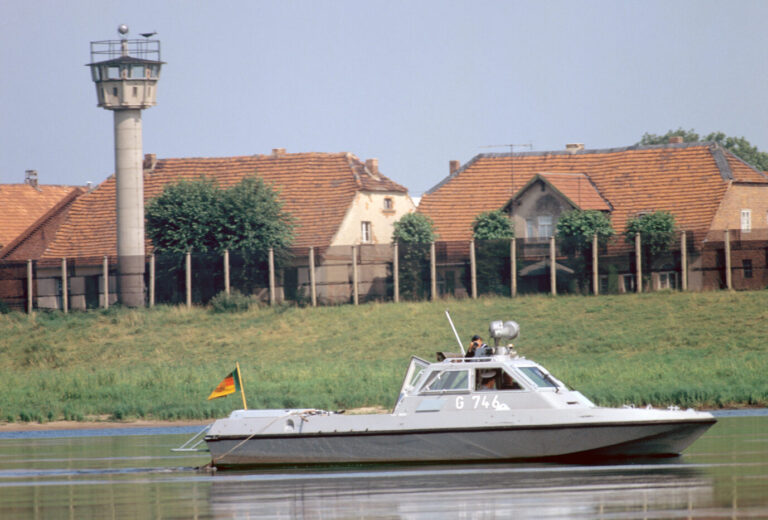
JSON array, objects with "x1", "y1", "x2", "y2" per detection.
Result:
[{"x1": 132, "y1": 86, "x2": 138, "y2": 97}]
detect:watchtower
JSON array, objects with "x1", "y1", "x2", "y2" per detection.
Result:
[{"x1": 87, "y1": 25, "x2": 164, "y2": 307}]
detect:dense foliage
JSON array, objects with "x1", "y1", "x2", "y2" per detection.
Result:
[
  {"x1": 392, "y1": 213, "x2": 436, "y2": 244},
  {"x1": 639, "y1": 128, "x2": 768, "y2": 170},
  {"x1": 145, "y1": 175, "x2": 294, "y2": 260},
  {"x1": 556, "y1": 210, "x2": 614, "y2": 256},
  {"x1": 624, "y1": 211, "x2": 677, "y2": 256},
  {"x1": 392, "y1": 213, "x2": 436, "y2": 300},
  {"x1": 472, "y1": 210, "x2": 515, "y2": 240}
]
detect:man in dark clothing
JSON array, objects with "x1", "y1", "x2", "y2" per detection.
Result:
[{"x1": 466, "y1": 335, "x2": 485, "y2": 358}]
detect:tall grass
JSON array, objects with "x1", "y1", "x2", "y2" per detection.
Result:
[{"x1": 1, "y1": 291, "x2": 767, "y2": 422}]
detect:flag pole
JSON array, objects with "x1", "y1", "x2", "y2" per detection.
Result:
[{"x1": 236, "y1": 361, "x2": 248, "y2": 410}]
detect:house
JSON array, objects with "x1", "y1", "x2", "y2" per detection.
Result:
[
  {"x1": 2, "y1": 150, "x2": 414, "y2": 308},
  {"x1": 0, "y1": 173, "x2": 85, "y2": 310},
  {"x1": 419, "y1": 141, "x2": 768, "y2": 292}
]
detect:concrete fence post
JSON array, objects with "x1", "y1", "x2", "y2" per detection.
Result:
[
  {"x1": 185, "y1": 251, "x2": 192, "y2": 308},
  {"x1": 510, "y1": 238, "x2": 517, "y2": 298},
  {"x1": 635, "y1": 233, "x2": 643, "y2": 293},
  {"x1": 431, "y1": 241, "x2": 437, "y2": 301},
  {"x1": 592, "y1": 233, "x2": 599, "y2": 296},
  {"x1": 352, "y1": 246, "x2": 359, "y2": 305},
  {"x1": 223, "y1": 249, "x2": 230, "y2": 296},
  {"x1": 393, "y1": 242, "x2": 399, "y2": 303},
  {"x1": 26, "y1": 259, "x2": 33, "y2": 314},
  {"x1": 549, "y1": 236, "x2": 556, "y2": 296},
  {"x1": 724, "y1": 229, "x2": 732, "y2": 290},
  {"x1": 61, "y1": 257, "x2": 68, "y2": 313},
  {"x1": 309, "y1": 246, "x2": 317, "y2": 307},
  {"x1": 149, "y1": 254, "x2": 155, "y2": 308},
  {"x1": 268, "y1": 248, "x2": 276, "y2": 306},
  {"x1": 103, "y1": 255, "x2": 109, "y2": 309},
  {"x1": 470, "y1": 240, "x2": 477, "y2": 299},
  {"x1": 680, "y1": 231, "x2": 688, "y2": 291}
]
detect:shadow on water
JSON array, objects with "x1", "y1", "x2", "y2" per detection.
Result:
[{"x1": 0, "y1": 414, "x2": 766, "y2": 519}]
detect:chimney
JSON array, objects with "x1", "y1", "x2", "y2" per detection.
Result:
[
  {"x1": 272, "y1": 148, "x2": 286, "y2": 157},
  {"x1": 143, "y1": 153, "x2": 157, "y2": 170},
  {"x1": 86, "y1": 181, "x2": 93, "y2": 191},
  {"x1": 449, "y1": 160, "x2": 461, "y2": 175},
  {"x1": 669, "y1": 136, "x2": 684, "y2": 144},
  {"x1": 565, "y1": 143, "x2": 585, "y2": 154},
  {"x1": 24, "y1": 170, "x2": 38, "y2": 188},
  {"x1": 365, "y1": 158, "x2": 379, "y2": 175}
]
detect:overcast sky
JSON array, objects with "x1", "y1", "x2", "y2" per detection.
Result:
[{"x1": 2, "y1": 1, "x2": 767, "y2": 196}]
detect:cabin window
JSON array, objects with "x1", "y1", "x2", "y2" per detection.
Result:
[
  {"x1": 476, "y1": 368, "x2": 523, "y2": 391},
  {"x1": 518, "y1": 366, "x2": 558, "y2": 388},
  {"x1": 422, "y1": 370, "x2": 469, "y2": 392}
]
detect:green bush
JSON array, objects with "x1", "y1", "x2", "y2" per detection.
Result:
[{"x1": 209, "y1": 290, "x2": 252, "y2": 313}]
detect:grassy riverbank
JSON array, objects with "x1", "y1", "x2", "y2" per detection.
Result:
[{"x1": 1, "y1": 291, "x2": 767, "y2": 423}]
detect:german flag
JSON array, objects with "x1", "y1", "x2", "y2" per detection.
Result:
[{"x1": 207, "y1": 366, "x2": 241, "y2": 400}]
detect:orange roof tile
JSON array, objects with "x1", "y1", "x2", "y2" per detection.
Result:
[
  {"x1": 419, "y1": 143, "x2": 768, "y2": 244},
  {"x1": 0, "y1": 184, "x2": 82, "y2": 248},
  {"x1": 42, "y1": 152, "x2": 407, "y2": 258}
]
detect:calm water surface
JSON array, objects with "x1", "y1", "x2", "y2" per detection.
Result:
[{"x1": 0, "y1": 413, "x2": 766, "y2": 519}]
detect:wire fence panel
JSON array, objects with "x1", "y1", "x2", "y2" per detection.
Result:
[{"x1": 1, "y1": 229, "x2": 767, "y2": 312}]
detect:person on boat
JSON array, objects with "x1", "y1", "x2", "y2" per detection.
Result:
[
  {"x1": 478, "y1": 370, "x2": 497, "y2": 390},
  {"x1": 466, "y1": 335, "x2": 486, "y2": 358}
]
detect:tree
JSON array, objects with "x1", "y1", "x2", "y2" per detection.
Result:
[
  {"x1": 392, "y1": 213, "x2": 436, "y2": 300},
  {"x1": 472, "y1": 210, "x2": 514, "y2": 240},
  {"x1": 639, "y1": 128, "x2": 768, "y2": 171},
  {"x1": 556, "y1": 210, "x2": 615, "y2": 293},
  {"x1": 624, "y1": 211, "x2": 676, "y2": 256},
  {"x1": 556, "y1": 210, "x2": 614, "y2": 256},
  {"x1": 392, "y1": 213, "x2": 436, "y2": 244},
  {"x1": 625, "y1": 211, "x2": 677, "y2": 282},
  {"x1": 145, "y1": 175, "x2": 294, "y2": 299},
  {"x1": 472, "y1": 211, "x2": 514, "y2": 295},
  {"x1": 146, "y1": 175, "x2": 293, "y2": 256}
]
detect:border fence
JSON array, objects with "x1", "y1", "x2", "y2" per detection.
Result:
[{"x1": 1, "y1": 229, "x2": 766, "y2": 313}]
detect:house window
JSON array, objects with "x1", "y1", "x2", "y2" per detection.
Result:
[
  {"x1": 658, "y1": 271, "x2": 678, "y2": 290},
  {"x1": 537, "y1": 215, "x2": 553, "y2": 238},
  {"x1": 526, "y1": 219, "x2": 534, "y2": 238},
  {"x1": 361, "y1": 221, "x2": 372, "y2": 243},
  {"x1": 741, "y1": 209, "x2": 751, "y2": 233},
  {"x1": 743, "y1": 259, "x2": 753, "y2": 279},
  {"x1": 621, "y1": 274, "x2": 635, "y2": 293},
  {"x1": 383, "y1": 197, "x2": 393, "y2": 210}
]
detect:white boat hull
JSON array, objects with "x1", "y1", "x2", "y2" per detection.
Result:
[{"x1": 205, "y1": 414, "x2": 715, "y2": 467}]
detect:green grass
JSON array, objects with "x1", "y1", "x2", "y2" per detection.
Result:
[{"x1": 1, "y1": 290, "x2": 767, "y2": 423}]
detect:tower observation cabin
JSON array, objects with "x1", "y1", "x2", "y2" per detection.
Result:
[{"x1": 87, "y1": 27, "x2": 163, "y2": 109}]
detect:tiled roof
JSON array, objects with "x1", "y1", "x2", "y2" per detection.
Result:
[
  {"x1": 511, "y1": 173, "x2": 611, "y2": 212},
  {"x1": 0, "y1": 184, "x2": 82, "y2": 249},
  {"x1": 42, "y1": 152, "x2": 407, "y2": 258},
  {"x1": 419, "y1": 143, "x2": 768, "y2": 243}
]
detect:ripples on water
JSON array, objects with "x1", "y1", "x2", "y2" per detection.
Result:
[{"x1": 0, "y1": 413, "x2": 766, "y2": 519}]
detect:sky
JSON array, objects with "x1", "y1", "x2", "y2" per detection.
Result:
[{"x1": 2, "y1": 1, "x2": 768, "y2": 197}]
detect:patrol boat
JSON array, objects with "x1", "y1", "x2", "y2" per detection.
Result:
[{"x1": 198, "y1": 320, "x2": 716, "y2": 468}]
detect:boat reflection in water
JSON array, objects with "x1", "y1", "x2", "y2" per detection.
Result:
[
  {"x1": 208, "y1": 462, "x2": 714, "y2": 519},
  {"x1": 201, "y1": 319, "x2": 716, "y2": 468}
]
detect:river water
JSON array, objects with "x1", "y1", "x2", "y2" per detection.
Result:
[{"x1": 0, "y1": 412, "x2": 766, "y2": 519}]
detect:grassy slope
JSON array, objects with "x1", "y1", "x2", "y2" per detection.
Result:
[{"x1": 0, "y1": 291, "x2": 766, "y2": 422}]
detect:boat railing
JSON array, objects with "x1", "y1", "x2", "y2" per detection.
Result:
[{"x1": 171, "y1": 424, "x2": 211, "y2": 453}]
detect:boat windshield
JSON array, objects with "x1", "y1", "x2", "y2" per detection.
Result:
[
  {"x1": 518, "y1": 366, "x2": 558, "y2": 388},
  {"x1": 422, "y1": 370, "x2": 470, "y2": 393}
]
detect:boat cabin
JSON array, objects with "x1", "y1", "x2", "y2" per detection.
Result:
[{"x1": 393, "y1": 350, "x2": 595, "y2": 414}]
